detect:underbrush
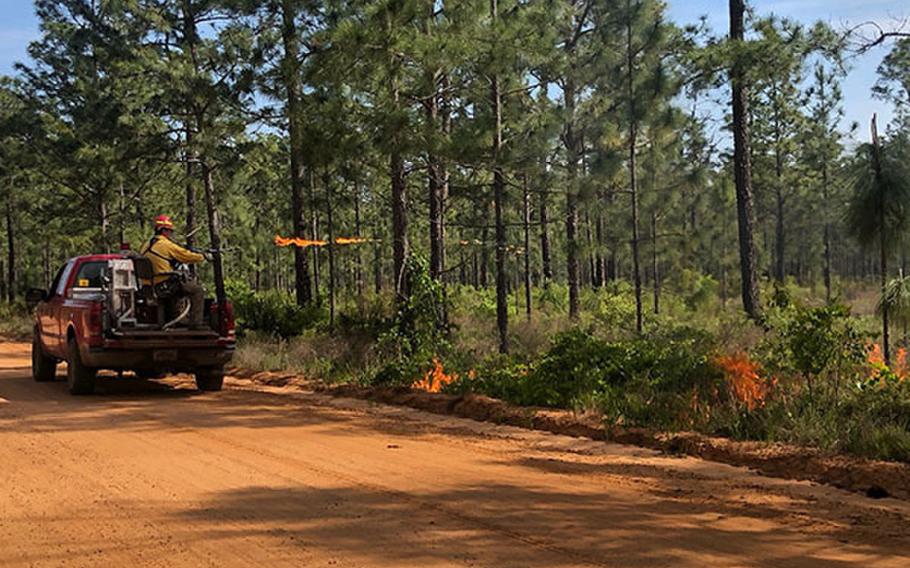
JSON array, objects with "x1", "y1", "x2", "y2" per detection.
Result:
[
  {"x1": 0, "y1": 303, "x2": 33, "y2": 340},
  {"x1": 234, "y1": 329, "x2": 380, "y2": 383},
  {"x1": 226, "y1": 272, "x2": 910, "y2": 463},
  {"x1": 449, "y1": 326, "x2": 720, "y2": 420}
]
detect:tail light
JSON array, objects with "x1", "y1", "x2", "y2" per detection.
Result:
[
  {"x1": 222, "y1": 301, "x2": 236, "y2": 341},
  {"x1": 87, "y1": 302, "x2": 104, "y2": 347},
  {"x1": 211, "y1": 301, "x2": 235, "y2": 342}
]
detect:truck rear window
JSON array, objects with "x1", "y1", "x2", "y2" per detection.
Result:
[{"x1": 73, "y1": 261, "x2": 107, "y2": 289}]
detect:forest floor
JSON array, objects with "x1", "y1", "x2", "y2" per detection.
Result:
[{"x1": 3, "y1": 340, "x2": 910, "y2": 567}]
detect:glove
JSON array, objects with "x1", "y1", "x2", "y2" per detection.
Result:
[{"x1": 203, "y1": 251, "x2": 213, "y2": 262}]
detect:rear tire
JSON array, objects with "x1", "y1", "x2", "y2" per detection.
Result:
[
  {"x1": 32, "y1": 332, "x2": 57, "y2": 382},
  {"x1": 66, "y1": 339, "x2": 96, "y2": 395},
  {"x1": 194, "y1": 367, "x2": 224, "y2": 392}
]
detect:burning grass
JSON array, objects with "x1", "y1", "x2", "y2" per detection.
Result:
[
  {"x1": 412, "y1": 358, "x2": 459, "y2": 393},
  {"x1": 715, "y1": 352, "x2": 774, "y2": 411}
]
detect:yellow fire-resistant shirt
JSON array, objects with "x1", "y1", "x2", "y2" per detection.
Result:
[{"x1": 139, "y1": 235, "x2": 205, "y2": 284}]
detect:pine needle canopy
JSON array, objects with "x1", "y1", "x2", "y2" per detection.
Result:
[
  {"x1": 845, "y1": 141, "x2": 910, "y2": 251},
  {"x1": 878, "y1": 274, "x2": 910, "y2": 326}
]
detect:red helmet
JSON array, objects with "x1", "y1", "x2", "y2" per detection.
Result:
[{"x1": 154, "y1": 214, "x2": 175, "y2": 231}]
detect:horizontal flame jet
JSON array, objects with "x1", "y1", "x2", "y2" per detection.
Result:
[{"x1": 274, "y1": 235, "x2": 373, "y2": 248}]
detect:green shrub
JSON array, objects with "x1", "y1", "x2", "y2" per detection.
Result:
[
  {"x1": 373, "y1": 255, "x2": 450, "y2": 386},
  {"x1": 680, "y1": 271, "x2": 720, "y2": 311},
  {"x1": 462, "y1": 326, "x2": 721, "y2": 416},
  {"x1": 590, "y1": 285, "x2": 637, "y2": 333},
  {"x1": 757, "y1": 303, "x2": 867, "y2": 397},
  {"x1": 536, "y1": 283, "x2": 568, "y2": 313},
  {"x1": 839, "y1": 376, "x2": 910, "y2": 460},
  {"x1": 226, "y1": 280, "x2": 325, "y2": 338}
]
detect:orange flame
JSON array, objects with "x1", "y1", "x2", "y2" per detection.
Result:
[
  {"x1": 715, "y1": 352, "x2": 770, "y2": 411},
  {"x1": 895, "y1": 348, "x2": 908, "y2": 379},
  {"x1": 869, "y1": 343, "x2": 884, "y2": 366},
  {"x1": 867, "y1": 343, "x2": 908, "y2": 381},
  {"x1": 412, "y1": 358, "x2": 458, "y2": 393},
  {"x1": 274, "y1": 235, "x2": 372, "y2": 248},
  {"x1": 334, "y1": 237, "x2": 371, "y2": 245}
]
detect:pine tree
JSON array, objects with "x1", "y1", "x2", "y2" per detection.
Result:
[
  {"x1": 729, "y1": 0, "x2": 762, "y2": 321},
  {"x1": 803, "y1": 62, "x2": 848, "y2": 302}
]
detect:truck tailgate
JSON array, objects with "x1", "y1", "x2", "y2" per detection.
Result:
[{"x1": 105, "y1": 329, "x2": 228, "y2": 349}]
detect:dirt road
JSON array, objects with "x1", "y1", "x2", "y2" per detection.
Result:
[{"x1": 2, "y1": 342, "x2": 910, "y2": 567}]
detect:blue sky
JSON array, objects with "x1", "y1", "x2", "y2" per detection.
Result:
[
  {"x1": 668, "y1": 0, "x2": 908, "y2": 136},
  {"x1": 0, "y1": 0, "x2": 906, "y2": 136}
]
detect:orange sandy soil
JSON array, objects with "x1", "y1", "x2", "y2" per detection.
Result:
[{"x1": 2, "y1": 341, "x2": 910, "y2": 567}]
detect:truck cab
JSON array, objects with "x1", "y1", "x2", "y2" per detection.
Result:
[{"x1": 30, "y1": 253, "x2": 235, "y2": 394}]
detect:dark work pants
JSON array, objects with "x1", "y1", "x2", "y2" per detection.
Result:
[{"x1": 179, "y1": 279, "x2": 205, "y2": 328}]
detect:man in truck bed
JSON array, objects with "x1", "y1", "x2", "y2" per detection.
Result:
[{"x1": 139, "y1": 214, "x2": 207, "y2": 329}]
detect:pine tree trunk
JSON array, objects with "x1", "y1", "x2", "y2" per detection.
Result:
[
  {"x1": 309, "y1": 170, "x2": 320, "y2": 302},
  {"x1": 324, "y1": 172, "x2": 336, "y2": 328},
  {"x1": 491, "y1": 1, "x2": 508, "y2": 353},
  {"x1": 882, "y1": 233, "x2": 890, "y2": 365},
  {"x1": 426, "y1": 89, "x2": 448, "y2": 284},
  {"x1": 118, "y1": 182, "x2": 126, "y2": 246},
  {"x1": 427, "y1": 138, "x2": 444, "y2": 281},
  {"x1": 201, "y1": 160, "x2": 226, "y2": 307},
  {"x1": 626, "y1": 7, "x2": 643, "y2": 334},
  {"x1": 391, "y1": 148, "x2": 408, "y2": 301},
  {"x1": 281, "y1": 0, "x2": 313, "y2": 306},
  {"x1": 480, "y1": 206, "x2": 490, "y2": 288},
  {"x1": 373, "y1": 218, "x2": 383, "y2": 294},
  {"x1": 98, "y1": 196, "x2": 109, "y2": 253},
  {"x1": 775, "y1": 188, "x2": 785, "y2": 282},
  {"x1": 354, "y1": 191, "x2": 364, "y2": 302},
  {"x1": 651, "y1": 211, "x2": 660, "y2": 315},
  {"x1": 822, "y1": 161, "x2": 832, "y2": 302},
  {"x1": 523, "y1": 175, "x2": 532, "y2": 319},
  {"x1": 254, "y1": 213, "x2": 262, "y2": 292},
  {"x1": 774, "y1": 126, "x2": 785, "y2": 282},
  {"x1": 607, "y1": 184, "x2": 617, "y2": 282},
  {"x1": 539, "y1": 186, "x2": 552, "y2": 284},
  {"x1": 43, "y1": 238, "x2": 51, "y2": 288},
  {"x1": 595, "y1": 205, "x2": 605, "y2": 288},
  {"x1": 730, "y1": 0, "x2": 762, "y2": 321},
  {"x1": 181, "y1": 2, "x2": 198, "y2": 258},
  {"x1": 875, "y1": 112, "x2": 891, "y2": 364},
  {"x1": 585, "y1": 209, "x2": 595, "y2": 288},
  {"x1": 184, "y1": 124, "x2": 196, "y2": 253},
  {"x1": 564, "y1": 77, "x2": 580, "y2": 320},
  {"x1": 5, "y1": 196, "x2": 14, "y2": 303}
]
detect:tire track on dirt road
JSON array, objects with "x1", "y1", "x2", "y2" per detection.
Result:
[{"x1": 2, "y1": 341, "x2": 910, "y2": 567}]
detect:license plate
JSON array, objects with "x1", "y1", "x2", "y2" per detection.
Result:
[{"x1": 153, "y1": 350, "x2": 178, "y2": 362}]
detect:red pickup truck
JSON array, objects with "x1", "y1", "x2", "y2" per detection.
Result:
[{"x1": 29, "y1": 253, "x2": 235, "y2": 395}]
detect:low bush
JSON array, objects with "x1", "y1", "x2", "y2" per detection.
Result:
[
  {"x1": 226, "y1": 280, "x2": 325, "y2": 338},
  {"x1": 372, "y1": 255, "x2": 450, "y2": 386},
  {"x1": 461, "y1": 326, "x2": 721, "y2": 421},
  {"x1": 0, "y1": 302, "x2": 32, "y2": 340},
  {"x1": 766, "y1": 303, "x2": 866, "y2": 398}
]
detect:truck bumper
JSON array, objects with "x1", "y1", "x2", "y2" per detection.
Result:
[{"x1": 83, "y1": 346, "x2": 234, "y2": 371}]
